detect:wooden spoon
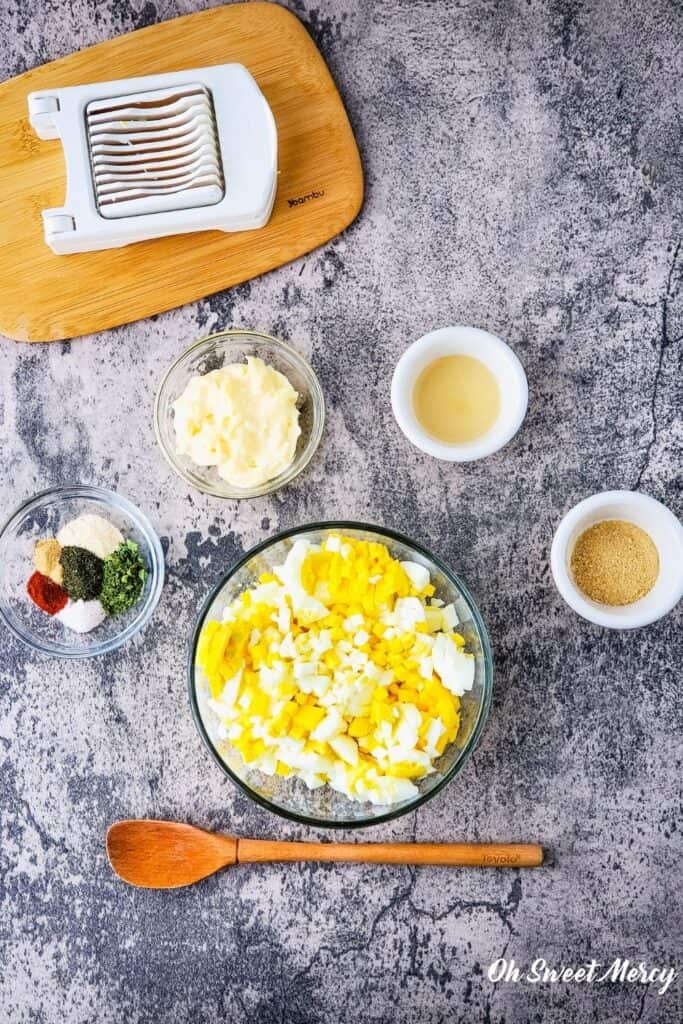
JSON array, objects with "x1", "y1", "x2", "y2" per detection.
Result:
[{"x1": 106, "y1": 820, "x2": 544, "y2": 888}]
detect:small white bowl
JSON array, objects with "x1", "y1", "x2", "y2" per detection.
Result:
[
  {"x1": 391, "y1": 325, "x2": 528, "y2": 462},
  {"x1": 550, "y1": 490, "x2": 683, "y2": 629}
]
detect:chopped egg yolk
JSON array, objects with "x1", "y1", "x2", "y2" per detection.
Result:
[{"x1": 196, "y1": 535, "x2": 475, "y2": 805}]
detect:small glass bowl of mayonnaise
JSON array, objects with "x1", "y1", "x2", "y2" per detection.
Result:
[{"x1": 155, "y1": 330, "x2": 325, "y2": 499}]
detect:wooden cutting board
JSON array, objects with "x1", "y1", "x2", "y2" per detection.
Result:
[{"x1": 0, "y1": 3, "x2": 363, "y2": 342}]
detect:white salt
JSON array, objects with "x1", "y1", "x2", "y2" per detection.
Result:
[{"x1": 57, "y1": 599, "x2": 107, "y2": 634}]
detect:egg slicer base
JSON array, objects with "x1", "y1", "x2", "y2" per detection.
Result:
[{"x1": 28, "y1": 65, "x2": 277, "y2": 254}]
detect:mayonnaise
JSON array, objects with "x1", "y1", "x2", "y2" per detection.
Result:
[{"x1": 172, "y1": 356, "x2": 301, "y2": 488}]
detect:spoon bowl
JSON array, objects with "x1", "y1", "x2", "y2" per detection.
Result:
[{"x1": 107, "y1": 820, "x2": 237, "y2": 888}]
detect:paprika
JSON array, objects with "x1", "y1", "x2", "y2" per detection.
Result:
[{"x1": 27, "y1": 571, "x2": 68, "y2": 615}]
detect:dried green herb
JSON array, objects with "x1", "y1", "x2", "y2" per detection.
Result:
[
  {"x1": 100, "y1": 540, "x2": 147, "y2": 616},
  {"x1": 60, "y1": 546, "x2": 104, "y2": 601}
]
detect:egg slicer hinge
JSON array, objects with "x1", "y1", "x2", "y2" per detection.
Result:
[{"x1": 28, "y1": 64, "x2": 277, "y2": 254}]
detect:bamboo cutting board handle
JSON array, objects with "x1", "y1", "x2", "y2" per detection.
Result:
[{"x1": 237, "y1": 839, "x2": 544, "y2": 868}]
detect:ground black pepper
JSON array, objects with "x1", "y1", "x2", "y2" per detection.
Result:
[{"x1": 60, "y1": 546, "x2": 104, "y2": 601}]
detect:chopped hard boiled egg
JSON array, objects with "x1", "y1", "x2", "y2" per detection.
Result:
[{"x1": 197, "y1": 535, "x2": 475, "y2": 805}]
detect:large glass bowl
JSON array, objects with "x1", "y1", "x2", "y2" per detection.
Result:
[
  {"x1": 0, "y1": 485, "x2": 164, "y2": 658},
  {"x1": 189, "y1": 523, "x2": 492, "y2": 828},
  {"x1": 154, "y1": 330, "x2": 325, "y2": 499}
]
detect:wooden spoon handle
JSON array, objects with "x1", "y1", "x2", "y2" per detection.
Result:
[{"x1": 237, "y1": 839, "x2": 543, "y2": 868}]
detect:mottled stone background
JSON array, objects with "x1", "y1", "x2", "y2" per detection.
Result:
[{"x1": 1, "y1": 0, "x2": 682, "y2": 1021}]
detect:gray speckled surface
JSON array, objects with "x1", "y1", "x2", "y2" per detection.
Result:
[{"x1": 1, "y1": 1, "x2": 682, "y2": 1021}]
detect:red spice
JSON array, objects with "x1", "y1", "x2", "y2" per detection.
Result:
[{"x1": 27, "y1": 571, "x2": 68, "y2": 615}]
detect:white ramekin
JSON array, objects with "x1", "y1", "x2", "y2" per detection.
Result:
[
  {"x1": 550, "y1": 490, "x2": 683, "y2": 629},
  {"x1": 391, "y1": 325, "x2": 528, "y2": 462}
]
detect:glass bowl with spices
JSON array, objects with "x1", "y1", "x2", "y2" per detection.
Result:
[
  {"x1": 550, "y1": 490, "x2": 683, "y2": 629},
  {"x1": 0, "y1": 485, "x2": 164, "y2": 658}
]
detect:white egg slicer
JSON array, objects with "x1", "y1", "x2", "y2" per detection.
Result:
[{"x1": 27, "y1": 64, "x2": 277, "y2": 254}]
